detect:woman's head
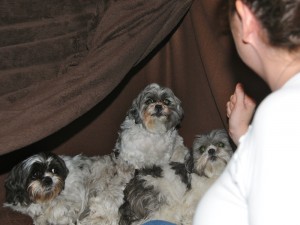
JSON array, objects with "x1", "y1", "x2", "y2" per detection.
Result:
[{"x1": 229, "y1": 0, "x2": 300, "y2": 51}]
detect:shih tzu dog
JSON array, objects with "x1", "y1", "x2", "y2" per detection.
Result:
[
  {"x1": 119, "y1": 129, "x2": 233, "y2": 225},
  {"x1": 4, "y1": 152, "x2": 97, "y2": 225},
  {"x1": 4, "y1": 152, "x2": 134, "y2": 225},
  {"x1": 114, "y1": 83, "x2": 188, "y2": 168}
]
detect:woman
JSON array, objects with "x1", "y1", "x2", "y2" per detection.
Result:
[{"x1": 193, "y1": 0, "x2": 300, "y2": 224}]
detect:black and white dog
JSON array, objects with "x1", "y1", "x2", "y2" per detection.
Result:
[
  {"x1": 4, "y1": 152, "x2": 134, "y2": 225},
  {"x1": 119, "y1": 129, "x2": 233, "y2": 225},
  {"x1": 4, "y1": 152, "x2": 97, "y2": 224}
]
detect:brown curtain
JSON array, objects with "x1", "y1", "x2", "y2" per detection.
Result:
[
  {"x1": 0, "y1": 0, "x2": 193, "y2": 155},
  {"x1": 0, "y1": 0, "x2": 270, "y2": 224}
]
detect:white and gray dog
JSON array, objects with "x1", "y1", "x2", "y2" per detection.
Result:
[
  {"x1": 4, "y1": 152, "x2": 133, "y2": 225},
  {"x1": 4, "y1": 83, "x2": 189, "y2": 225},
  {"x1": 114, "y1": 83, "x2": 188, "y2": 168},
  {"x1": 4, "y1": 152, "x2": 94, "y2": 224},
  {"x1": 119, "y1": 129, "x2": 233, "y2": 225}
]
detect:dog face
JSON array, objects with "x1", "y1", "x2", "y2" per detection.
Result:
[
  {"x1": 127, "y1": 83, "x2": 183, "y2": 133},
  {"x1": 192, "y1": 129, "x2": 233, "y2": 178},
  {"x1": 5, "y1": 152, "x2": 69, "y2": 206}
]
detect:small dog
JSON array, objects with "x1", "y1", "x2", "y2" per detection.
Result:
[
  {"x1": 114, "y1": 83, "x2": 188, "y2": 168},
  {"x1": 119, "y1": 129, "x2": 233, "y2": 225},
  {"x1": 4, "y1": 152, "x2": 134, "y2": 225},
  {"x1": 4, "y1": 152, "x2": 97, "y2": 225}
]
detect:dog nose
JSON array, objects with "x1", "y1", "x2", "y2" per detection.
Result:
[
  {"x1": 208, "y1": 148, "x2": 215, "y2": 155},
  {"x1": 42, "y1": 177, "x2": 53, "y2": 186},
  {"x1": 155, "y1": 104, "x2": 163, "y2": 112}
]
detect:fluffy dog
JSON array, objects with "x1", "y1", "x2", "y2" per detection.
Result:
[
  {"x1": 4, "y1": 152, "x2": 134, "y2": 225},
  {"x1": 114, "y1": 83, "x2": 188, "y2": 168},
  {"x1": 4, "y1": 152, "x2": 95, "y2": 224},
  {"x1": 119, "y1": 129, "x2": 233, "y2": 225}
]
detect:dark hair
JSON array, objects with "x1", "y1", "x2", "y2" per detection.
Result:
[{"x1": 229, "y1": 0, "x2": 300, "y2": 50}]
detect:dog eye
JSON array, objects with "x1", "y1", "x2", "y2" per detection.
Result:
[
  {"x1": 199, "y1": 146, "x2": 206, "y2": 153},
  {"x1": 217, "y1": 142, "x2": 225, "y2": 148},
  {"x1": 145, "y1": 98, "x2": 154, "y2": 105},
  {"x1": 163, "y1": 99, "x2": 171, "y2": 105},
  {"x1": 51, "y1": 168, "x2": 58, "y2": 174},
  {"x1": 32, "y1": 171, "x2": 41, "y2": 179}
]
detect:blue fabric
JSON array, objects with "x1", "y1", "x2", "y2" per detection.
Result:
[{"x1": 142, "y1": 220, "x2": 176, "y2": 225}]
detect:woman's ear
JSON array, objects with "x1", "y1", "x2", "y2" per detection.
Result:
[{"x1": 235, "y1": 0, "x2": 259, "y2": 44}]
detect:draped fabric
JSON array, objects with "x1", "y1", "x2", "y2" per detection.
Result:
[
  {"x1": 0, "y1": 0, "x2": 270, "y2": 224},
  {"x1": 0, "y1": 0, "x2": 192, "y2": 155}
]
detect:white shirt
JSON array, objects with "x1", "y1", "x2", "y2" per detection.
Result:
[{"x1": 193, "y1": 73, "x2": 300, "y2": 225}]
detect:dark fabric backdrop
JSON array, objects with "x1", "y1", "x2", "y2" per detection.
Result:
[{"x1": 0, "y1": 0, "x2": 270, "y2": 224}]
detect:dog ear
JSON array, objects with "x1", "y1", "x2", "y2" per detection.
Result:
[
  {"x1": 175, "y1": 96, "x2": 184, "y2": 121},
  {"x1": 178, "y1": 105, "x2": 184, "y2": 121},
  {"x1": 53, "y1": 153, "x2": 69, "y2": 180},
  {"x1": 127, "y1": 106, "x2": 142, "y2": 124},
  {"x1": 5, "y1": 163, "x2": 31, "y2": 205},
  {"x1": 167, "y1": 96, "x2": 184, "y2": 129},
  {"x1": 185, "y1": 150, "x2": 194, "y2": 174}
]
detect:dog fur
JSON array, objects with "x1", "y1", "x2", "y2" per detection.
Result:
[{"x1": 119, "y1": 129, "x2": 233, "y2": 225}]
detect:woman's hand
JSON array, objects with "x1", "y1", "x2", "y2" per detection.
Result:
[{"x1": 226, "y1": 83, "x2": 256, "y2": 146}]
